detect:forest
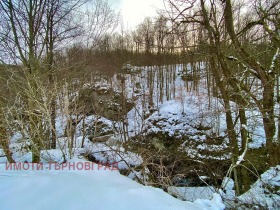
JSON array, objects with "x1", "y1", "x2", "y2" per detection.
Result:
[{"x1": 0, "y1": 0, "x2": 279, "y2": 209}]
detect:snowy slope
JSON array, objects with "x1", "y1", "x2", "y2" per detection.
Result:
[
  {"x1": 0, "y1": 162, "x2": 224, "y2": 210},
  {"x1": 238, "y1": 165, "x2": 280, "y2": 209}
]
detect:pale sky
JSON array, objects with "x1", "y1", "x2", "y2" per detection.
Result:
[{"x1": 109, "y1": 0, "x2": 165, "y2": 30}]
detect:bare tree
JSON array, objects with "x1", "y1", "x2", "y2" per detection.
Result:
[
  {"x1": 82, "y1": 0, "x2": 120, "y2": 50},
  {"x1": 223, "y1": 0, "x2": 280, "y2": 165},
  {"x1": 163, "y1": 0, "x2": 280, "y2": 195},
  {"x1": 136, "y1": 17, "x2": 155, "y2": 54},
  {"x1": 0, "y1": 0, "x2": 119, "y2": 162},
  {"x1": 154, "y1": 15, "x2": 168, "y2": 54}
]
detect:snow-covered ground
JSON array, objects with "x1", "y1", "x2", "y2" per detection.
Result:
[
  {"x1": 0, "y1": 161, "x2": 225, "y2": 210},
  {"x1": 168, "y1": 186, "x2": 216, "y2": 201},
  {"x1": 1, "y1": 63, "x2": 279, "y2": 210},
  {"x1": 238, "y1": 165, "x2": 280, "y2": 209},
  {"x1": 123, "y1": 64, "x2": 267, "y2": 150}
]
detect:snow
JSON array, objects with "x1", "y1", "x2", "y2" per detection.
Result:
[
  {"x1": 220, "y1": 177, "x2": 235, "y2": 200},
  {"x1": 0, "y1": 162, "x2": 224, "y2": 210},
  {"x1": 85, "y1": 143, "x2": 143, "y2": 170},
  {"x1": 143, "y1": 95, "x2": 227, "y2": 137},
  {"x1": 72, "y1": 63, "x2": 268, "y2": 153},
  {"x1": 194, "y1": 193, "x2": 225, "y2": 210},
  {"x1": 168, "y1": 186, "x2": 215, "y2": 201},
  {"x1": 9, "y1": 132, "x2": 23, "y2": 143},
  {"x1": 140, "y1": 95, "x2": 231, "y2": 160},
  {"x1": 238, "y1": 165, "x2": 280, "y2": 209},
  {"x1": 2, "y1": 62, "x2": 278, "y2": 210}
]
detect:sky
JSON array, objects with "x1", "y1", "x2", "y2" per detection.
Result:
[{"x1": 108, "y1": 0, "x2": 165, "y2": 30}]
